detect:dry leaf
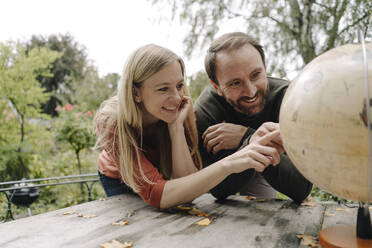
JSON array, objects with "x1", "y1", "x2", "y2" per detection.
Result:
[
  {"x1": 335, "y1": 208, "x2": 345, "y2": 211},
  {"x1": 197, "y1": 212, "x2": 211, "y2": 217},
  {"x1": 187, "y1": 208, "x2": 199, "y2": 215},
  {"x1": 99, "y1": 198, "x2": 107, "y2": 201},
  {"x1": 246, "y1": 196, "x2": 257, "y2": 200},
  {"x1": 123, "y1": 242, "x2": 132, "y2": 248},
  {"x1": 101, "y1": 240, "x2": 132, "y2": 248},
  {"x1": 296, "y1": 234, "x2": 320, "y2": 247},
  {"x1": 176, "y1": 205, "x2": 192, "y2": 210},
  {"x1": 325, "y1": 212, "x2": 335, "y2": 217},
  {"x1": 77, "y1": 213, "x2": 97, "y2": 218},
  {"x1": 195, "y1": 218, "x2": 211, "y2": 226},
  {"x1": 63, "y1": 211, "x2": 76, "y2": 215},
  {"x1": 301, "y1": 202, "x2": 316, "y2": 207},
  {"x1": 188, "y1": 208, "x2": 210, "y2": 217},
  {"x1": 112, "y1": 220, "x2": 129, "y2": 226}
]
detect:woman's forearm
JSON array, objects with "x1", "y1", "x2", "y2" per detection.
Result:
[
  {"x1": 160, "y1": 159, "x2": 230, "y2": 209},
  {"x1": 169, "y1": 124, "x2": 198, "y2": 178},
  {"x1": 159, "y1": 130, "x2": 282, "y2": 209}
]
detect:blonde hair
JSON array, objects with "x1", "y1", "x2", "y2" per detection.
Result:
[{"x1": 94, "y1": 44, "x2": 201, "y2": 192}]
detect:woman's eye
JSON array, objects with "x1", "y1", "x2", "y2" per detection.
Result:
[
  {"x1": 158, "y1": 87, "x2": 168, "y2": 92},
  {"x1": 176, "y1": 83, "x2": 184, "y2": 90}
]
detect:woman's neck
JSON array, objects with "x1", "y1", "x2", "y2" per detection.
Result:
[
  {"x1": 140, "y1": 104, "x2": 159, "y2": 127},
  {"x1": 142, "y1": 121, "x2": 162, "y2": 148}
]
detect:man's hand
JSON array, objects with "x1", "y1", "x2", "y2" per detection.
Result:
[
  {"x1": 249, "y1": 122, "x2": 285, "y2": 154},
  {"x1": 202, "y1": 122, "x2": 248, "y2": 155}
]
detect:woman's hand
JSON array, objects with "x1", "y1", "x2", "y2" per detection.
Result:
[
  {"x1": 223, "y1": 130, "x2": 281, "y2": 174},
  {"x1": 167, "y1": 95, "x2": 198, "y2": 179},
  {"x1": 249, "y1": 122, "x2": 285, "y2": 154},
  {"x1": 168, "y1": 96, "x2": 192, "y2": 130}
]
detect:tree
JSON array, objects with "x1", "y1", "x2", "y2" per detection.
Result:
[
  {"x1": 188, "y1": 71, "x2": 209, "y2": 102},
  {"x1": 69, "y1": 66, "x2": 119, "y2": 111},
  {"x1": 55, "y1": 104, "x2": 95, "y2": 175},
  {"x1": 152, "y1": 0, "x2": 371, "y2": 78},
  {"x1": 26, "y1": 33, "x2": 89, "y2": 116},
  {"x1": 0, "y1": 42, "x2": 60, "y2": 179}
]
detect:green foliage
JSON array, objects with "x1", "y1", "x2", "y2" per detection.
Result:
[
  {"x1": 69, "y1": 66, "x2": 119, "y2": 111},
  {"x1": 152, "y1": 0, "x2": 371, "y2": 78},
  {"x1": 0, "y1": 42, "x2": 60, "y2": 180},
  {"x1": 26, "y1": 33, "x2": 89, "y2": 116},
  {"x1": 188, "y1": 71, "x2": 209, "y2": 102},
  {"x1": 0, "y1": 42, "x2": 60, "y2": 119},
  {"x1": 55, "y1": 103, "x2": 95, "y2": 174},
  {"x1": 0, "y1": 36, "x2": 108, "y2": 221},
  {"x1": 310, "y1": 186, "x2": 352, "y2": 203}
]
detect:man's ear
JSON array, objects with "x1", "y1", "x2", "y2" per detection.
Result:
[{"x1": 210, "y1": 80, "x2": 223, "y2": 96}]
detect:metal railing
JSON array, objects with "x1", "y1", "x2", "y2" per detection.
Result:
[{"x1": 0, "y1": 173, "x2": 100, "y2": 223}]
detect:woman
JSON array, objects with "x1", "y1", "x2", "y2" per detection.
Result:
[{"x1": 94, "y1": 44, "x2": 280, "y2": 209}]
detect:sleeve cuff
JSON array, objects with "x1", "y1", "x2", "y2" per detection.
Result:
[{"x1": 238, "y1": 127, "x2": 256, "y2": 149}]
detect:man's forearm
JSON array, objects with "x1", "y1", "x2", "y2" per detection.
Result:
[
  {"x1": 209, "y1": 169, "x2": 256, "y2": 200},
  {"x1": 262, "y1": 154, "x2": 313, "y2": 203},
  {"x1": 199, "y1": 142, "x2": 257, "y2": 200}
]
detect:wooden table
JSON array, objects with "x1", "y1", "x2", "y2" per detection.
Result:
[{"x1": 0, "y1": 194, "x2": 359, "y2": 248}]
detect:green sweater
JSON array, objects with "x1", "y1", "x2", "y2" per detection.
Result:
[{"x1": 194, "y1": 77, "x2": 312, "y2": 202}]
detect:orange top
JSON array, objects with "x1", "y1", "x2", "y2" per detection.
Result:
[
  {"x1": 98, "y1": 148, "x2": 167, "y2": 208},
  {"x1": 97, "y1": 116, "x2": 199, "y2": 208}
]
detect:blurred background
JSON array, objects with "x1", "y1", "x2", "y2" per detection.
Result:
[{"x1": 0, "y1": 0, "x2": 371, "y2": 220}]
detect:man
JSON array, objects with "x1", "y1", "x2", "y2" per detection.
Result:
[{"x1": 194, "y1": 32, "x2": 312, "y2": 202}]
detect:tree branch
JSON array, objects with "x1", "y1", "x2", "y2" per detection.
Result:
[
  {"x1": 6, "y1": 97, "x2": 23, "y2": 125},
  {"x1": 326, "y1": 0, "x2": 347, "y2": 50},
  {"x1": 221, "y1": 2, "x2": 249, "y2": 19},
  {"x1": 337, "y1": 12, "x2": 369, "y2": 37},
  {"x1": 267, "y1": 15, "x2": 298, "y2": 37},
  {"x1": 313, "y1": 1, "x2": 332, "y2": 11}
]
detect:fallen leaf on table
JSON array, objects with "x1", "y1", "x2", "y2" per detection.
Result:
[
  {"x1": 101, "y1": 240, "x2": 132, "y2": 248},
  {"x1": 126, "y1": 211, "x2": 136, "y2": 217},
  {"x1": 188, "y1": 208, "x2": 210, "y2": 217},
  {"x1": 176, "y1": 205, "x2": 192, "y2": 210},
  {"x1": 112, "y1": 220, "x2": 129, "y2": 226},
  {"x1": 335, "y1": 208, "x2": 345, "y2": 211},
  {"x1": 123, "y1": 242, "x2": 132, "y2": 248},
  {"x1": 301, "y1": 202, "x2": 316, "y2": 207},
  {"x1": 246, "y1": 196, "x2": 257, "y2": 200},
  {"x1": 77, "y1": 213, "x2": 97, "y2": 218},
  {"x1": 325, "y1": 212, "x2": 335, "y2": 217},
  {"x1": 195, "y1": 218, "x2": 211, "y2": 226},
  {"x1": 99, "y1": 198, "x2": 107, "y2": 201},
  {"x1": 63, "y1": 211, "x2": 76, "y2": 215},
  {"x1": 296, "y1": 234, "x2": 320, "y2": 247}
]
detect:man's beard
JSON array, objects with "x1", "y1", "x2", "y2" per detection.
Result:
[{"x1": 223, "y1": 86, "x2": 269, "y2": 117}]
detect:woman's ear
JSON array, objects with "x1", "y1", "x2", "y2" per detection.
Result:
[{"x1": 133, "y1": 87, "x2": 141, "y2": 103}]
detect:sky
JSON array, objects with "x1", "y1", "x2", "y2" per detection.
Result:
[{"x1": 0, "y1": 0, "x2": 205, "y2": 77}]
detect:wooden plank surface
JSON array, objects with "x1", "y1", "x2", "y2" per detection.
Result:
[{"x1": 0, "y1": 194, "x2": 358, "y2": 248}]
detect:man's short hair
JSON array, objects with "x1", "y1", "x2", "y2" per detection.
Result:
[{"x1": 205, "y1": 32, "x2": 266, "y2": 84}]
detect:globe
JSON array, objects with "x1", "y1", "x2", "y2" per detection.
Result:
[{"x1": 279, "y1": 43, "x2": 372, "y2": 202}]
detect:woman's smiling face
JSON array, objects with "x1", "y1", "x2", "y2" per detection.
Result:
[{"x1": 137, "y1": 61, "x2": 185, "y2": 126}]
